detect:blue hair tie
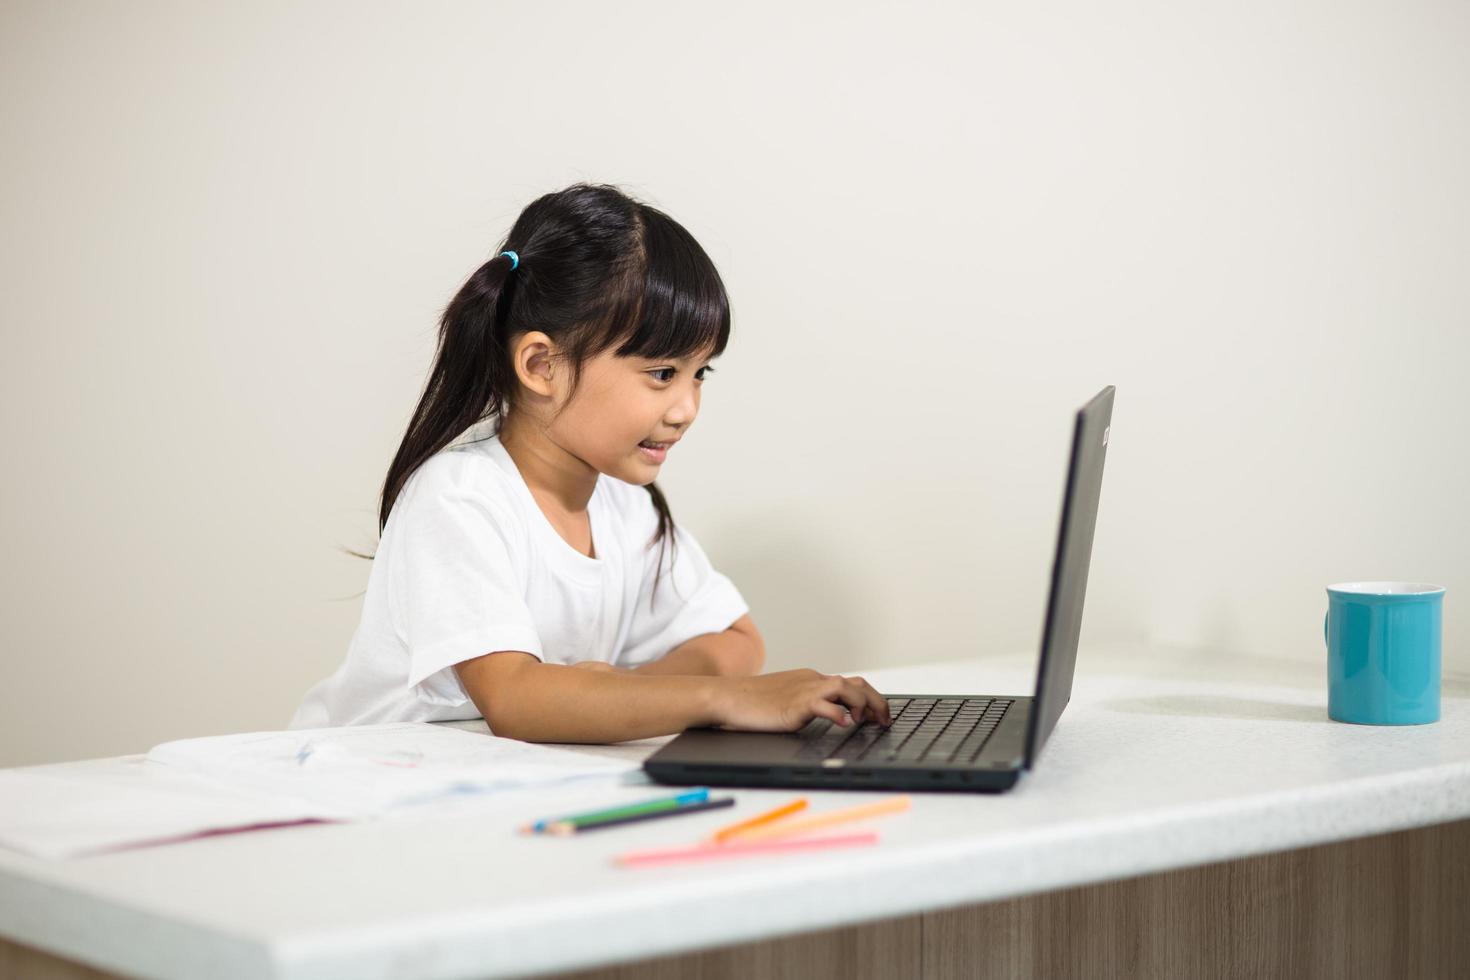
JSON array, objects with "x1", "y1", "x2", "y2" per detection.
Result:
[{"x1": 499, "y1": 250, "x2": 519, "y2": 270}]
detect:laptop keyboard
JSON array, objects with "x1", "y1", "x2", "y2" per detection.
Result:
[{"x1": 795, "y1": 697, "x2": 1015, "y2": 766}]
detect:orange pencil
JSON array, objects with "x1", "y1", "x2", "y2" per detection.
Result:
[
  {"x1": 707, "y1": 797, "x2": 809, "y2": 844},
  {"x1": 721, "y1": 794, "x2": 911, "y2": 843}
]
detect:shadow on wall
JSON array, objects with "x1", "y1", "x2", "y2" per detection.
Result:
[{"x1": 704, "y1": 502, "x2": 872, "y2": 677}]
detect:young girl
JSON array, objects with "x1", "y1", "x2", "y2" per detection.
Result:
[{"x1": 290, "y1": 183, "x2": 891, "y2": 742}]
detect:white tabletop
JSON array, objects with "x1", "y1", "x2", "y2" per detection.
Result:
[{"x1": 3, "y1": 640, "x2": 1468, "y2": 980}]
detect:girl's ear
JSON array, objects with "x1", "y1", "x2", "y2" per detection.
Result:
[{"x1": 513, "y1": 331, "x2": 560, "y2": 397}]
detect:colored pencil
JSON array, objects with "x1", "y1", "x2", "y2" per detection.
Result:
[
  {"x1": 546, "y1": 796, "x2": 735, "y2": 835},
  {"x1": 519, "y1": 787, "x2": 709, "y2": 834},
  {"x1": 614, "y1": 831, "x2": 880, "y2": 867},
  {"x1": 707, "y1": 797, "x2": 809, "y2": 843},
  {"x1": 552, "y1": 793, "x2": 722, "y2": 831},
  {"x1": 720, "y1": 794, "x2": 911, "y2": 842}
]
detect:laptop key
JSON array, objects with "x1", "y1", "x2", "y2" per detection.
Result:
[
  {"x1": 796, "y1": 716, "x2": 864, "y2": 760},
  {"x1": 955, "y1": 733, "x2": 997, "y2": 762},
  {"x1": 957, "y1": 709, "x2": 1011, "y2": 760},
  {"x1": 894, "y1": 729, "x2": 946, "y2": 761},
  {"x1": 923, "y1": 733, "x2": 977, "y2": 761},
  {"x1": 833, "y1": 728, "x2": 885, "y2": 760},
  {"x1": 866, "y1": 736, "x2": 907, "y2": 759}
]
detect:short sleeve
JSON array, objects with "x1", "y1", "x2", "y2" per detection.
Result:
[
  {"x1": 387, "y1": 455, "x2": 544, "y2": 707},
  {"x1": 619, "y1": 510, "x2": 751, "y2": 668}
]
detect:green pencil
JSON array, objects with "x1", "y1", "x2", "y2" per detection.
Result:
[
  {"x1": 546, "y1": 797, "x2": 737, "y2": 835},
  {"x1": 520, "y1": 787, "x2": 710, "y2": 834}
]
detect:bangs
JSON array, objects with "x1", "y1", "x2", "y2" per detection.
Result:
[{"x1": 599, "y1": 206, "x2": 731, "y2": 364}]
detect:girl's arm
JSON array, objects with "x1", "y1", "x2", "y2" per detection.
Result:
[
  {"x1": 457, "y1": 652, "x2": 724, "y2": 743},
  {"x1": 625, "y1": 622, "x2": 765, "y2": 677}
]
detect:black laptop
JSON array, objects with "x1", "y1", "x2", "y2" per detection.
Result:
[{"x1": 644, "y1": 386, "x2": 1114, "y2": 793}]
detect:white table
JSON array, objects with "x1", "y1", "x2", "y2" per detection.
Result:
[{"x1": 2, "y1": 641, "x2": 1468, "y2": 979}]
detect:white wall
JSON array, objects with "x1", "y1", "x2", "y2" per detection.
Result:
[{"x1": 3, "y1": 0, "x2": 1466, "y2": 767}]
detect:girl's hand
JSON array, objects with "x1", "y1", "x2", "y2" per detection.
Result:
[
  {"x1": 568, "y1": 660, "x2": 620, "y2": 673},
  {"x1": 708, "y1": 669, "x2": 893, "y2": 733}
]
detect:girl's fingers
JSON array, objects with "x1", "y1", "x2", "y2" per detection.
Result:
[
  {"x1": 816, "y1": 700, "x2": 850, "y2": 726},
  {"x1": 857, "y1": 679, "x2": 892, "y2": 725},
  {"x1": 837, "y1": 677, "x2": 890, "y2": 726},
  {"x1": 826, "y1": 679, "x2": 868, "y2": 718}
]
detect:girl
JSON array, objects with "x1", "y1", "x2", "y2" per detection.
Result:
[{"x1": 290, "y1": 183, "x2": 891, "y2": 743}]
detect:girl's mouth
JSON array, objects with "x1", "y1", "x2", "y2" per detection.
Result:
[{"x1": 638, "y1": 441, "x2": 668, "y2": 463}]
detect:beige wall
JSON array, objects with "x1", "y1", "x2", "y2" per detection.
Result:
[{"x1": 2, "y1": 1, "x2": 1466, "y2": 767}]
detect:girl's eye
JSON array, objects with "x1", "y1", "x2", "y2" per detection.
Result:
[{"x1": 650, "y1": 367, "x2": 714, "y2": 383}]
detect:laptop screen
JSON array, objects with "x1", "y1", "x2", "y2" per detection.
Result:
[{"x1": 1023, "y1": 386, "x2": 1114, "y2": 768}]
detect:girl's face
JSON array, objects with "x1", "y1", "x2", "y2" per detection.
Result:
[{"x1": 511, "y1": 332, "x2": 716, "y2": 487}]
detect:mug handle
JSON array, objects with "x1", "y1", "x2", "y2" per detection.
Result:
[{"x1": 1324, "y1": 610, "x2": 1329, "y2": 647}]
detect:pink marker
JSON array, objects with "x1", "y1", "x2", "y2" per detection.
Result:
[{"x1": 614, "y1": 831, "x2": 879, "y2": 867}]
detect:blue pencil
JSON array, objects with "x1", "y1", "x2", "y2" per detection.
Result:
[{"x1": 521, "y1": 787, "x2": 710, "y2": 833}]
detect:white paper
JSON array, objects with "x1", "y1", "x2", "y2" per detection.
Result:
[
  {"x1": 0, "y1": 756, "x2": 333, "y2": 860},
  {"x1": 145, "y1": 722, "x2": 639, "y2": 819},
  {"x1": 0, "y1": 723, "x2": 639, "y2": 860}
]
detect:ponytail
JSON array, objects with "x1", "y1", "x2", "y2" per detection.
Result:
[{"x1": 377, "y1": 250, "x2": 519, "y2": 536}]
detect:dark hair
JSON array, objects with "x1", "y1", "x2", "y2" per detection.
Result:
[{"x1": 343, "y1": 182, "x2": 732, "y2": 608}]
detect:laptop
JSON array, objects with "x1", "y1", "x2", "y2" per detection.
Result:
[{"x1": 644, "y1": 386, "x2": 1114, "y2": 793}]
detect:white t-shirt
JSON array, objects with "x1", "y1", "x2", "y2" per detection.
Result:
[{"x1": 288, "y1": 431, "x2": 750, "y2": 730}]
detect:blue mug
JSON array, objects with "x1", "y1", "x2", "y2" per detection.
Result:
[{"x1": 1325, "y1": 582, "x2": 1443, "y2": 725}]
